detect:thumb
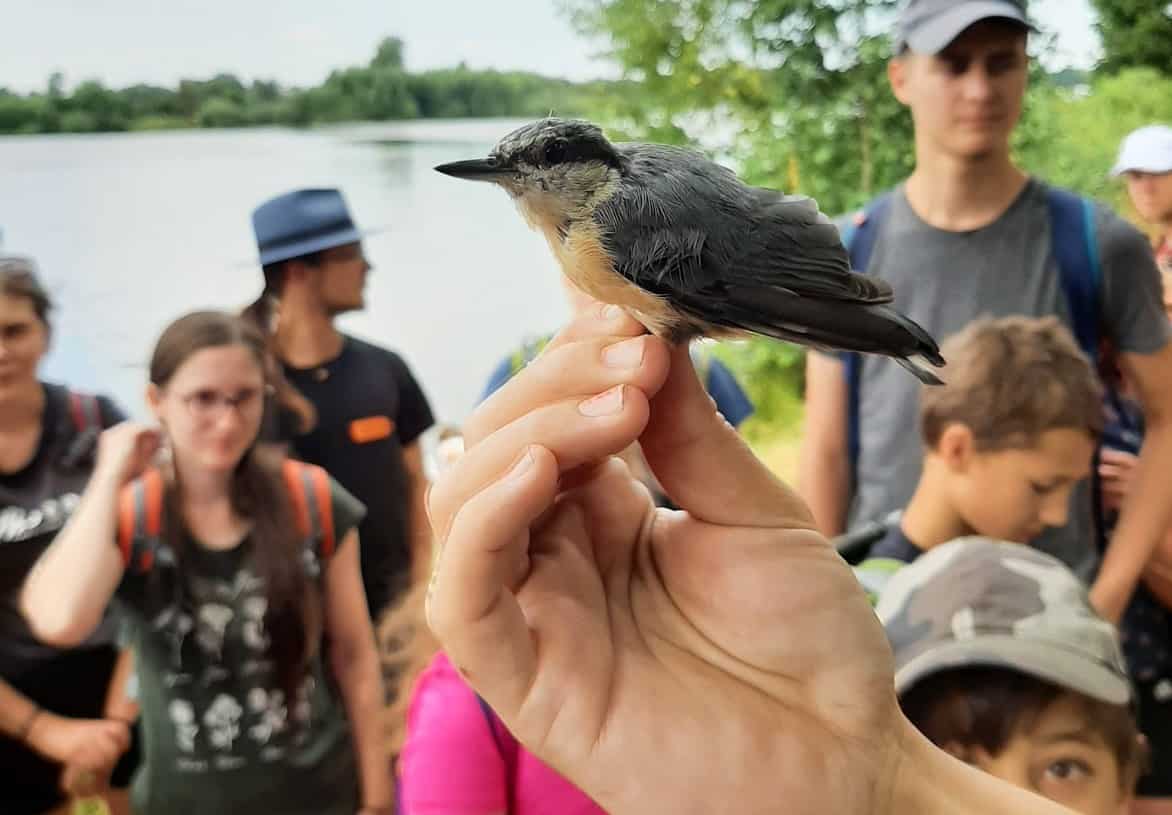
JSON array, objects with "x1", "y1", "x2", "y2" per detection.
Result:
[{"x1": 639, "y1": 344, "x2": 816, "y2": 529}]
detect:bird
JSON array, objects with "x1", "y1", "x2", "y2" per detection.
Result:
[{"x1": 434, "y1": 117, "x2": 945, "y2": 384}]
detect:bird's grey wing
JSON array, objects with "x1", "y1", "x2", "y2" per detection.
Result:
[{"x1": 598, "y1": 143, "x2": 891, "y2": 305}]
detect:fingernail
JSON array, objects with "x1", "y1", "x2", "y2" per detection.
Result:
[
  {"x1": 603, "y1": 337, "x2": 645, "y2": 368},
  {"x1": 579, "y1": 385, "x2": 625, "y2": 416},
  {"x1": 508, "y1": 447, "x2": 535, "y2": 480}
]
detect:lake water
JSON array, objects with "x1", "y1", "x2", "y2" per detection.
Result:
[{"x1": 0, "y1": 118, "x2": 572, "y2": 425}]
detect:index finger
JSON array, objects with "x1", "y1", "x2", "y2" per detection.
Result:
[
  {"x1": 465, "y1": 305, "x2": 663, "y2": 448},
  {"x1": 642, "y1": 344, "x2": 817, "y2": 530}
]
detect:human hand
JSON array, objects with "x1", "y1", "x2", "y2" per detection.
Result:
[
  {"x1": 425, "y1": 305, "x2": 910, "y2": 814},
  {"x1": 25, "y1": 712, "x2": 129, "y2": 775},
  {"x1": 94, "y1": 421, "x2": 160, "y2": 486},
  {"x1": 1098, "y1": 447, "x2": 1139, "y2": 513}
]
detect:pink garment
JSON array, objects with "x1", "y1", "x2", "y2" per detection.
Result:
[{"x1": 399, "y1": 652, "x2": 607, "y2": 815}]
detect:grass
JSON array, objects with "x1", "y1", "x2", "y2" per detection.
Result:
[
  {"x1": 748, "y1": 411, "x2": 804, "y2": 484},
  {"x1": 732, "y1": 384, "x2": 805, "y2": 485}
]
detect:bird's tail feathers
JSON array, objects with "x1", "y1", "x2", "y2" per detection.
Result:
[
  {"x1": 896, "y1": 355, "x2": 945, "y2": 386},
  {"x1": 689, "y1": 286, "x2": 946, "y2": 380}
]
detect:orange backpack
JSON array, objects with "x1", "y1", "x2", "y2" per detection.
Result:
[{"x1": 116, "y1": 459, "x2": 336, "y2": 573}]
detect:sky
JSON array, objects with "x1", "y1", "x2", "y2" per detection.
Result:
[{"x1": 2, "y1": 0, "x2": 1100, "y2": 94}]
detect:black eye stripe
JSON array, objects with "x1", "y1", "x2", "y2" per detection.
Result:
[{"x1": 532, "y1": 139, "x2": 619, "y2": 169}]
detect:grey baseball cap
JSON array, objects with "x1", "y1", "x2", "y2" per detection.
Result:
[
  {"x1": 895, "y1": 0, "x2": 1036, "y2": 55},
  {"x1": 876, "y1": 537, "x2": 1132, "y2": 706}
]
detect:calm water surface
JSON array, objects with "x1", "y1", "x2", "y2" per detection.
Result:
[{"x1": 0, "y1": 118, "x2": 571, "y2": 426}]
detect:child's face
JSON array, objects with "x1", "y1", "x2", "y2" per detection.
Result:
[
  {"x1": 955, "y1": 694, "x2": 1131, "y2": 815},
  {"x1": 948, "y1": 427, "x2": 1094, "y2": 543},
  {"x1": 1125, "y1": 170, "x2": 1172, "y2": 228}
]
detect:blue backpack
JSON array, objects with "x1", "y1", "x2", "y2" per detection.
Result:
[{"x1": 838, "y1": 186, "x2": 1106, "y2": 540}]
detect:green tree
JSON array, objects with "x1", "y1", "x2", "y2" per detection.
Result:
[
  {"x1": 68, "y1": 80, "x2": 130, "y2": 131},
  {"x1": 0, "y1": 33, "x2": 627, "y2": 133},
  {"x1": 47, "y1": 72, "x2": 65, "y2": 103},
  {"x1": 563, "y1": 0, "x2": 911, "y2": 425},
  {"x1": 373, "y1": 37, "x2": 406, "y2": 70},
  {"x1": 121, "y1": 84, "x2": 180, "y2": 119},
  {"x1": 1090, "y1": 0, "x2": 1172, "y2": 75},
  {"x1": 369, "y1": 68, "x2": 418, "y2": 118},
  {"x1": 0, "y1": 91, "x2": 52, "y2": 134},
  {"x1": 196, "y1": 96, "x2": 247, "y2": 127},
  {"x1": 564, "y1": 0, "x2": 907, "y2": 215},
  {"x1": 1015, "y1": 67, "x2": 1172, "y2": 213}
]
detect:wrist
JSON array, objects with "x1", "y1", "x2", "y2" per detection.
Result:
[
  {"x1": 23, "y1": 709, "x2": 60, "y2": 757},
  {"x1": 12, "y1": 703, "x2": 41, "y2": 744},
  {"x1": 1089, "y1": 577, "x2": 1128, "y2": 623},
  {"x1": 91, "y1": 464, "x2": 127, "y2": 492}
]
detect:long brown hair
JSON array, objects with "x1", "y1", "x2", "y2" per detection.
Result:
[
  {"x1": 379, "y1": 578, "x2": 439, "y2": 757},
  {"x1": 240, "y1": 259, "x2": 317, "y2": 434},
  {"x1": 150, "y1": 310, "x2": 321, "y2": 701}
]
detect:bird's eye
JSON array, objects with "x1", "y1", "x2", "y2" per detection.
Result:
[{"x1": 543, "y1": 140, "x2": 569, "y2": 165}]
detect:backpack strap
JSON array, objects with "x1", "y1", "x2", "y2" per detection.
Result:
[
  {"x1": 114, "y1": 462, "x2": 338, "y2": 574},
  {"x1": 281, "y1": 459, "x2": 336, "y2": 561},
  {"x1": 60, "y1": 389, "x2": 103, "y2": 470},
  {"x1": 117, "y1": 468, "x2": 165, "y2": 573},
  {"x1": 832, "y1": 509, "x2": 899, "y2": 565},
  {"x1": 67, "y1": 390, "x2": 102, "y2": 434},
  {"x1": 1046, "y1": 187, "x2": 1102, "y2": 363},
  {"x1": 841, "y1": 193, "x2": 894, "y2": 493},
  {"x1": 1047, "y1": 187, "x2": 1111, "y2": 552}
]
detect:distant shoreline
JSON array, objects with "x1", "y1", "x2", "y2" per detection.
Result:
[{"x1": 0, "y1": 117, "x2": 540, "y2": 144}]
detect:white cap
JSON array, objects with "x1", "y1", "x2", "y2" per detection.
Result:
[{"x1": 1111, "y1": 125, "x2": 1172, "y2": 177}]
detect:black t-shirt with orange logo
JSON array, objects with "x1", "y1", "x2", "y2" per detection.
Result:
[{"x1": 282, "y1": 335, "x2": 434, "y2": 618}]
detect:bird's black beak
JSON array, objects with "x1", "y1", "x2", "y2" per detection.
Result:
[{"x1": 434, "y1": 157, "x2": 514, "y2": 183}]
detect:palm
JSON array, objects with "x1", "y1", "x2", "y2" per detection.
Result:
[{"x1": 512, "y1": 456, "x2": 899, "y2": 813}]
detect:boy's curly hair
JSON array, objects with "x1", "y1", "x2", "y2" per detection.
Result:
[{"x1": 921, "y1": 315, "x2": 1104, "y2": 450}]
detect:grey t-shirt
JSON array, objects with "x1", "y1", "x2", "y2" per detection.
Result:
[{"x1": 838, "y1": 179, "x2": 1169, "y2": 575}]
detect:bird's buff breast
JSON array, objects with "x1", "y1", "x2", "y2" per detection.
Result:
[{"x1": 518, "y1": 202, "x2": 675, "y2": 336}]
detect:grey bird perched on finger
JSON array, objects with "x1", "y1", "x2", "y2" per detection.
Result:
[{"x1": 435, "y1": 117, "x2": 945, "y2": 384}]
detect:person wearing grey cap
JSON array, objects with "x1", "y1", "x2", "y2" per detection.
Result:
[
  {"x1": 878, "y1": 537, "x2": 1145, "y2": 815},
  {"x1": 800, "y1": 0, "x2": 1172, "y2": 628}
]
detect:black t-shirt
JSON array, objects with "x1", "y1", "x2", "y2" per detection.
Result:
[
  {"x1": 281, "y1": 335, "x2": 434, "y2": 618},
  {"x1": 0, "y1": 383, "x2": 129, "y2": 815},
  {"x1": 868, "y1": 523, "x2": 924, "y2": 565},
  {"x1": 0, "y1": 383, "x2": 126, "y2": 680}
]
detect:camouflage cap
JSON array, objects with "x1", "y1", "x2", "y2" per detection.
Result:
[{"x1": 875, "y1": 537, "x2": 1131, "y2": 706}]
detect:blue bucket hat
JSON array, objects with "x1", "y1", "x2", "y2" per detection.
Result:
[{"x1": 251, "y1": 188, "x2": 378, "y2": 267}]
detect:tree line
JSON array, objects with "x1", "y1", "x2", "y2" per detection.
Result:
[
  {"x1": 561, "y1": 0, "x2": 1172, "y2": 441},
  {"x1": 0, "y1": 37, "x2": 615, "y2": 135}
]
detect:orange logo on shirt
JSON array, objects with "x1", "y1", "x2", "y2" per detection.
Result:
[{"x1": 349, "y1": 415, "x2": 395, "y2": 444}]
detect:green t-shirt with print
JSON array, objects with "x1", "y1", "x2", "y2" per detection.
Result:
[{"x1": 114, "y1": 475, "x2": 365, "y2": 815}]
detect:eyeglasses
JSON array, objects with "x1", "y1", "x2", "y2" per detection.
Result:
[{"x1": 177, "y1": 387, "x2": 262, "y2": 422}]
